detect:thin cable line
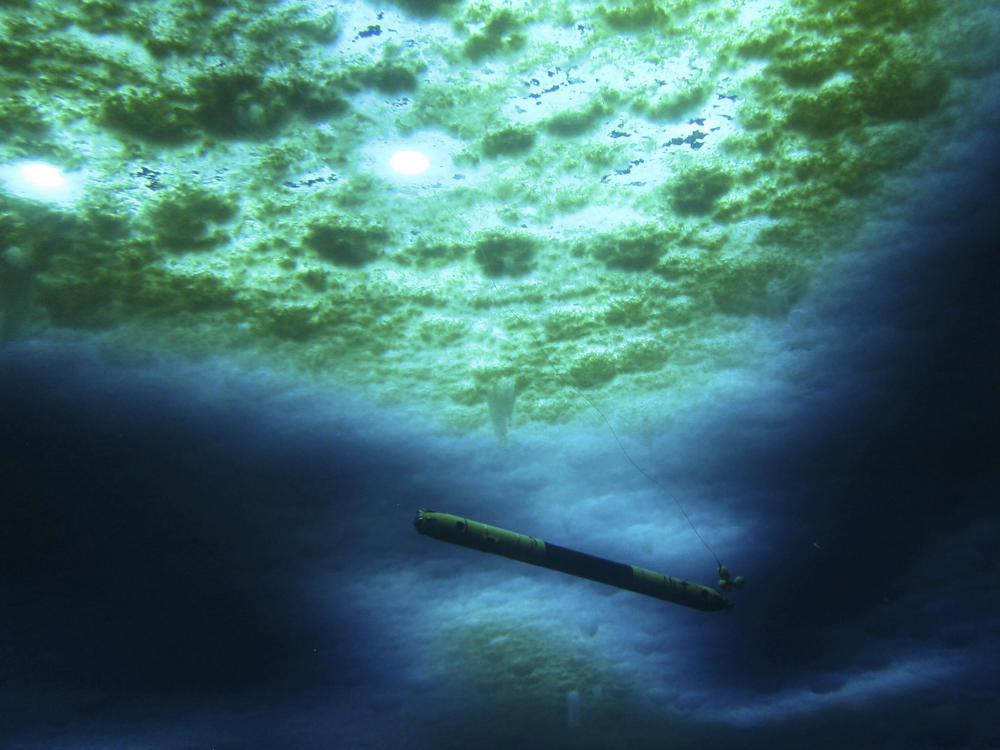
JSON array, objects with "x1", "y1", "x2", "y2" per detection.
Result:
[
  {"x1": 564, "y1": 380, "x2": 723, "y2": 568},
  {"x1": 484, "y1": 282, "x2": 723, "y2": 569}
]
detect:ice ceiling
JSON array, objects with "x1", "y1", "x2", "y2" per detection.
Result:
[{"x1": 1, "y1": 0, "x2": 994, "y2": 433}]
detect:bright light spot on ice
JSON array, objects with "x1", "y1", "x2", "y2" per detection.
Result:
[
  {"x1": 389, "y1": 150, "x2": 430, "y2": 175},
  {"x1": 0, "y1": 160, "x2": 84, "y2": 205},
  {"x1": 19, "y1": 162, "x2": 68, "y2": 190}
]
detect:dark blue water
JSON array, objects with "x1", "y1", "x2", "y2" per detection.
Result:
[{"x1": 2, "y1": 162, "x2": 999, "y2": 749}]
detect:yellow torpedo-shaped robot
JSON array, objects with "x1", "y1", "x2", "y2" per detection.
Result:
[{"x1": 414, "y1": 509, "x2": 741, "y2": 613}]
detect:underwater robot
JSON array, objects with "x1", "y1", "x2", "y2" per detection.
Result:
[{"x1": 414, "y1": 509, "x2": 736, "y2": 612}]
